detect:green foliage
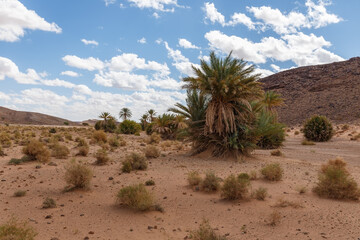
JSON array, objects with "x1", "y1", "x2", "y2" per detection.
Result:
[
  {"x1": 261, "y1": 163, "x2": 283, "y2": 181},
  {"x1": 255, "y1": 110, "x2": 285, "y2": 149},
  {"x1": 119, "y1": 108, "x2": 132, "y2": 121},
  {"x1": 221, "y1": 174, "x2": 250, "y2": 200},
  {"x1": 253, "y1": 187, "x2": 267, "y2": 200},
  {"x1": 118, "y1": 120, "x2": 141, "y2": 134},
  {"x1": 145, "y1": 122, "x2": 155, "y2": 135},
  {"x1": 303, "y1": 115, "x2": 333, "y2": 142},
  {"x1": 49, "y1": 128, "x2": 56, "y2": 134},
  {"x1": 92, "y1": 130, "x2": 107, "y2": 143},
  {"x1": 0, "y1": 218, "x2": 37, "y2": 240},
  {"x1": 116, "y1": 184, "x2": 154, "y2": 211}
]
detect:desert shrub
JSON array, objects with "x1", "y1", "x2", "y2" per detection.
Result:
[
  {"x1": 76, "y1": 138, "x2": 88, "y2": 147},
  {"x1": 249, "y1": 170, "x2": 258, "y2": 180},
  {"x1": 0, "y1": 217, "x2": 37, "y2": 240},
  {"x1": 303, "y1": 115, "x2": 333, "y2": 142},
  {"x1": 221, "y1": 174, "x2": 250, "y2": 200},
  {"x1": 144, "y1": 145, "x2": 160, "y2": 158},
  {"x1": 0, "y1": 146, "x2": 6, "y2": 156},
  {"x1": 121, "y1": 153, "x2": 147, "y2": 173},
  {"x1": 146, "y1": 132, "x2": 161, "y2": 144},
  {"x1": 51, "y1": 144, "x2": 70, "y2": 159},
  {"x1": 341, "y1": 124, "x2": 349, "y2": 131},
  {"x1": 108, "y1": 136, "x2": 120, "y2": 148},
  {"x1": 42, "y1": 197, "x2": 56, "y2": 209},
  {"x1": 95, "y1": 149, "x2": 110, "y2": 165},
  {"x1": 188, "y1": 171, "x2": 202, "y2": 186},
  {"x1": 189, "y1": 219, "x2": 228, "y2": 240},
  {"x1": 8, "y1": 158, "x2": 23, "y2": 165},
  {"x1": 313, "y1": 158, "x2": 360, "y2": 200},
  {"x1": 238, "y1": 173, "x2": 250, "y2": 181},
  {"x1": 82, "y1": 122, "x2": 89, "y2": 126},
  {"x1": 255, "y1": 111, "x2": 286, "y2": 149},
  {"x1": 64, "y1": 133, "x2": 73, "y2": 141},
  {"x1": 296, "y1": 186, "x2": 307, "y2": 194},
  {"x1": 49, "y1": 128, "x2": 57, "y2": 134},
  {"x1": 350, "y1": 133, "x2": 360, "y2": 141},
  {"x1": 64, "y1": 160, "x2": 93, "y2": 189},
  {"x1": 268, "y1": 211, "x2": 281, "y2": 226},
  {"x1": 200, "y1": 172, "x2": 220, "y2": 192},
  {"x1": 261, "y1": 163, "x2": 283, "y2": 181},
  {"x1": 145, "y1": 122, "x2": 155, "y2": 135},
  {"x1": 273, "y1": 198, "x2": 303, "y2": 209},
  {"x1": 301, "y1": 140, "x2": 315, "y2": 145},
  {"x1": 14, "y1": 190, "x2": 26, "y2": 197},
  {"x1": 253, "y1": 187, "x2": 267, "y2": 200},
  {"x1": 145, "y1": 180, "x2": 155, "y2": 186},
  {"x1": 270, "y1": 149, "x2": 282, "y2": 156},
  {"x1": 0, "y1": 132, "x2": 12, "y2": 147},
  {"x1": 92, "y1": 130, "x2": 107, "y2": 143},
  {"x1": 116, "y1": 184, "x2": 154, "y2": 211},
  {"x1": 22, "y1": 140, "x2": 50, "y2": 163},
  {"x1": 94, "y1": 118, "x2": 117, "y2": 133},
  {"x1": 76, "y1": 145, "x2": 89, "y2": 156},
  {"x1": 294, "y1": 131, "x2": 300, "y2": 135},
  {"x1": 118, "y1": 120, "x2": 141, "y2": 135}
]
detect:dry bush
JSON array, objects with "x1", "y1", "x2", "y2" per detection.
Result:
[
  {"x1": 144, "y1": 145, "x2": 160, "y2": 158},
  {"x1": 64, "y1": 160, "x2": 93, "y2": 189},
  {"x1": 108, "y1": 136, "x2": 120, "y2": 148},
  {"x1": 261, "y1": 163, "x2": 283, "y2": 181},
  {"x1": 95, "y1": 149, "x2": 110, "y2": 165},
  {"x1": 221, "y1": 174, "x2": 250, "y2": 200},
  {"x1": 0, "y1": 217, "x2": 37, "y2": 240},
  {"x1": 301, "y1": 140, "x2": 315, "y2": 145},
  {"x1": 249, "y1": 170, "x2": 258, "y2": 180},
  {"x1": 14, "y1": 190, "x2": 26, "y2": 197},
  {"x1": 273, "y1": 198, "x2": 303, "y2": 209},
  {"x1": 22, "y1": 140, "x2": 50, "y2": 163},
  {"x1": 270, "y1": 149, "x2": 282, "y2": 156},
  {"x1": 201, "y1": 172, "x2": 220, "y2": 192},
  {"x1": 76, "y1": 145, "x2": 89, "y2": 156},
  {"x1": 187, "y1": 171, "x2": 202, "y2": 186},
  {"x1": 313, "y1": 158, "x2": 360, "y2": 200},
  {"x1": 146, "y1": 132, "x2": 161, "y2": 144},
  {"x1": 189, "y1": 219, "x2": 228, "y2": 240},
  {"x1": 0, "y1": 146, "x2": 6, "y2": 156},
  {"x1": 116, "y1": 184, "x2": 154, "y2": 211},
  {"x1": 42, "y1": 198, "x2": 56, "y2": 209},
  {"x1": 121, "y1": 152, "x2": 148, "y2": 173},
  {"x1": 350, "y1": 133, "x2": 360, "y2": 141},
  {"x1": 294, "y1": 131, "x2": 300, "y2": 135},
  {"x1": 238, "y1": 173, "x2": 250, "y2": 181},
  {"x1": 253, "y1": 187, "x2": 267, "y2": 200},
  {"x1": 296, "y1": 186, "x2": 307, "y2": 194},
  {"x1": 267, "y1": 210, "x2": 281, "y2": 226},
  {"x1": 0, "y1": 132, "x2": 12, "y2": 147},
  {"x1": 51, "y1": 144, "x2": 70, "y2": 159},
  {"x1": 76, "y1": 137, "x2": 88, "y2": 147},
  {"x1": 160, "y1": 140, "x2": 173, "y2": 148},
  {"x1": 145, "y1": 180, "x2": 155, "y2": 186},
  {"x1": 92, "y1": 130, "x2": 107, "y2": 143}
]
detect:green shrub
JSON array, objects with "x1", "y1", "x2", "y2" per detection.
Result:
[
  {"x1": 116, "y1": 184, "x2": 154, "y2": 211},
  {"x1": 51, "y1": 144, "x2": 70, "y2": 159},
  {"x1": 256, "y1": 111, "x2": 286, "y2": 149},
  {"x1": 0, "y1": 217, "x2": 37, "y2": 240},
  {"x1": 221, "y1": 174, "x2": 250, "y2": 200},
  {"x1": 121, "y1": 160, "x2": 133, "y2": 173},
  {"x1": 237, "y1": 173, "x2": 250, "y2": 181},
  {"x1": 303, "y1": 115, "x2": 333, "y2": 142},
  {"x1": 261, "y1": 163, "x2": 283, "y2": 181},
  {"x1": 200, "y1": 172, "x2": 220, "y2": 192},
  {"x1": 49, "y1": 128, "x2": 56, "y2": 134},
  {"x1": 145, "y1": 180, "x2": 155, "y2": 186},
  {"x1": 121, "y1": 152, "x2": 147, "y2": 173},
  {"x1": 22, "y1": 140, "x2": 50, "y2": 163},
  {"x1": 42, "y1": 197, "x2": 56, "y2": 209},
  {"x1": 187, "y1": 171, "x2": 202, "y2": 186},
  {"x1": 64, "y1": 160, "x2": 93, "y2": 189},
  {"x1": 144, "y1": 145, "x2": 160, "y2": 158},
  {"x1": 145, "y1": 122, "x2": 155, "y2": 135},
  {"x1": 95, "y1": 149, "x2": 110, "y2": 165},
  {"x1": 189, "y1": 219, "x2": 228, "y2": 240},
  {"x1": 313, "y1": 158, "x2": 360, "y2": 200},
  {"x1": 118, "y1": 120, "x2": 141, "y2": 135}
]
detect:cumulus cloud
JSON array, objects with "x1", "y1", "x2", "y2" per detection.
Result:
[
  {"x1": 62, "y1": 55, "x2": 104, "y2": 71},
  {"x1": 178, "y1": 38, "x2": 199, "y2": 49},
  {"x1": 0, "y1": 0, "x2": 62, "y2": 42},
  {"x1": 127, "y1": 0, "x2": 180, "y2": 12},
  {"x1": 81, "y1": 39, "x2": 99, "y2": 46},
  {"x1": 104, "y1": 0, "x2": 116, "y2": 6},
  {"x1": 60, "y1": 71, "x2": 80, "y2": 77},
  {"x1": 203, "y1": 2, "x2": 225, "y2": 26},
  {"x1": 137, "y1": 37, "x2": 147, "y2": 44}
]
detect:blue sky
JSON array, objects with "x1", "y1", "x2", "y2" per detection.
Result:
[{"x1": 0, "y1": 0, "x2": 359, "y2": 121}]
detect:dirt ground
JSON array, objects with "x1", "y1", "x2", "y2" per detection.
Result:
[{"x1": 0, "y1": 125, "x2": 360, "y2": 240}]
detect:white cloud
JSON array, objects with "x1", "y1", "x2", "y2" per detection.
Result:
[
  {"x1": 153, "y1": 12, "x2": 160, "y2": 18},
  {"x1": 0, "y1": 0, "x2": 61, "y2": 42},
  {"x1": 13, "y1": 88, "x2": 69, "y2": 106},
  {"x1": 81, "y1": 39, "x2": 99, "y2": 46},
  {"x1": 178, "y1": 38, "x2": 199, "y2": 49},
  {"x1": 203, "y1": 2, "x2": 225, "y2": 26},
  {"x1": 305, "y1": 0, "x2": 342, "y2": 28},
  {"x1": 61, "y1": 71, "x2": 80, "y2": 77},
  {"x1": 227, "y1": 13, "x2": 256, "y2": 29},
  {"x1": 127, "y1": 0, "x2": 179, "y2": 12},
  {"x1": 0, "y1": 91, "x2": 10, "y2": 101},
  {"x1": 0, "y1": 56, "x2": 40, "y2": 84},
  {"x1": 104, "y1": 0, "x2": 116, "y2": 6},
  {"x1": 137, "y1": 37, "x2": 147, "y2": 44},
  {"x1": 62, "y1": 55, "x2": 104, "y2": 71}
]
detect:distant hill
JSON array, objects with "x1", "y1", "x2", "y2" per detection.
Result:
[
  {"x1": 0, "y1": 106, "x2": 80, "y2": 126},
  {"x1": 261, "y1": 57, "x2": 360, "y2": 126}
]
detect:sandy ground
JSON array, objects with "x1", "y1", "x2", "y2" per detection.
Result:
[{"x1": 0, "y1": 125, "x2": 360, "y2": 240}]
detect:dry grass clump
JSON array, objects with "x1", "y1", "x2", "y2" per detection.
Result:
[
  {"x1": 116, "y1": 184, "x2": 154, "y2": 211},
  {"x1": 0, "y1": 132, "x2": 12, "y2": 147},
  {"x1": 64, "y1": 160, "x2": 93, "y2": 189},
  {"x1": 92, "y1": 130, "x2": 107, "y2": 143},
  {"x1": 267, "y1": 210, "x2": 281, "y2": 226},
  {"x1": 13, "y1": 190, "x2": 26, "y2": 197},
  {"x1": 0, "y1": 145, "x2": 6, "y2": 156},
  {"x1": 121, "y1": 152, "x2": 148, "y2": 173},
  {"x1": 249, "y1": 170, "x2": 258, "y2": 180},
  {"x1": 0, "y1": 217, "x2": 37, "y2": 240},
  {"x1": 108, "y1": 136, "x2": 120, "y2": 148},
  {"x1": 273, "y1": 198, "x2": 303, "y2": 209},
  {"x1": 221, "y1": 174, "x2": 250, "y2": 200},
  {"x1": 296, "y1": 186, "x2": 307, "y2": 194},
  {"x1": 51, "y1": 144, "x2": 70, "y2": 159},
  {"x1": 42, "y1": 197, "x2": 56, "y2": 209},
  {"x1": 145, "y1": 145, "x2": 160, "y2": 158},
  {"x1": 22, "y1": 139, "x2": 50, "y2": 163},
  {"x1": 313, "y1": 158, "x2": 360, "y2": 200},
  {"x1": 270, "y1": 149, "x2": 282, "y2": 156},
  {"x1": 350, "y1": 133, "x2": 360, "y2": 141},
  {"x1": 146, "y1": 132, "x2": 161, "y2": 144},
  {"x1": 200, "y1": 172, "x2": 221, "y2": 192},
  {"x1": 189, "y1": 219, "x2": 228, "y2": 240},
  {"x1": 261, "y1": 163, "x2": 283, "y2": 181},
  {"x1": 145, "y1": 180, "x2": 155, "y2": 186},
  {"x1": 253, "y1": 187, "x2": 268, "y2": 200},
  {"x1": 95, "y1": 149, "x2": 110, "y2": 165},
  {"x1": 187, "y1": 171, "x2": 202, "y2": 186},
  {"x1": 301, "y1": 140, "x2": 315, "y2": 145},
  {"x1": 76, "y1": 145, "x2": 89, "y2": 156}
]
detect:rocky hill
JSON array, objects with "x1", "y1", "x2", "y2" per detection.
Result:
[
  {"x1": 0, "y1": 106, "x2": 80, "y2": 126},
  {"x1": 261, "y1": 57, "x2": 360, "y2": 126}
]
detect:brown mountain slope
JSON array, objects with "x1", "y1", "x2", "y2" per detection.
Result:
[
  {"x1": 261, "y1": 57, "x2": 360, "y2": 126},
  {"x1": 0, "y1": 106, "x2": 80, "y2": 126}
]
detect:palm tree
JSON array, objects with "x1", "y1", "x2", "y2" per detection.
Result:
[
  {"x1": 262, "y1": 91, "x2": 284, "y2": 113},
  {"x1": 99, "y1": 112, "x2": 111, "y2": 123},
  {"x1": 147, "y1": 109, "x2": 156, "y2": 122},
  {"x1": 183, "y1": 51, "x2": 263, "y2": 136},
  {"x1": 140, "y1": 114, "x2": 149, "y2": 130},
  {"x1": 119, "y1": 108, "x2": 132, "y2": 121}
]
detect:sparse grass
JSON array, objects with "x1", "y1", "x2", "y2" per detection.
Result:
[
  {"x1": 95, "y1": 149, "x2": 110, "y2": 165},
  {"x1": 42, "y1": 198, "x2": 56, "y2": 209},
  {"x1": 0, "y1": 217, "x2": 37, "y2": 240},
  {"x1": 301, "y1": 140, "x2": 315, "y2": 145},
  {"x1": 221, "y1": 174, "x2": 250, "y2": 200},
  {"x1": 108, "y1": 136, "x2": 120, "y2": 148},
  {"x1": 253, "y1": 187, "x2": 267, "y2": 200},
  {"x1": 64, "y1": 159, "x2": 93, "y2": 189},
  {"x1": 261, "y1": 163, "x2": 283, "y2": 181},
  {"x1": 14, "y1": 190, "x2": 26, "y2": 197},
  {"x1": 8, "y1": 156, "x2": 31, "y2": 165},
  {"x1": 270, "y1": 149, "x2": 282, "y2": 156},
  {"x1": 22, "y1": 139, "x2": 50, "y2": 163},
  {"x1": 146, "y1": 132, "x2": 161, "y2": 144},
  {"x1": 145, "y1": 180, "x2": 155, "y2": 186},
  {"x1": 237, "y1": 173, "x2": 250, "y2": 181},
  {"x1": 144, "y1": 145, "x2": 160, "y2": 158},
  {"x1": 189, "y1": 219, "x2": 228, "y2": 240},
  {"x1": 313, "y1": 158, "x2": 360, "y2": 200},
  {"x1": 76, "y1": 145, "x2": 89, "y2": 156},
  {"x1": 200, "y1": 172, "x2": 220, "y2": 192},
  {"x1": 116, "y1": 184, "x2": 154, "y2": 211},
  {"x1": 187, "y1": 171, "x2": 202, "y2": 186},
  {"x1": 121, "y1": 152, "x2": 148, "y2": 173},
  {"x1": 267, "y1": 210, "x2": 281, "y2": 226},
  {"x1": 273, "y1": 198, "x2": 303, "y2": 209},
  {"x1": 51, "y1": 144, "x2": 70, "y2": 159},
  {"x1": 296, "y1": 186, "x2": 307, "y2": 194}
]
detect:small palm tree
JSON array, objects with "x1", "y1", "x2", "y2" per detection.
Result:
[
  {"x1": 119, "y1": 108, "x2": 132, "y2": 121},
  {"x1": 147, "y1": 109, "x2": 156, "y2": 122},
  {"x1": 140, "y1": 114, "x2": 149, "y2": 130},
  {"x1": 99, "y1": 112, "x2": 111, "y2": 123},
  {"x1": 262, "y1": 91, "x2": 284, "y2": 113}
]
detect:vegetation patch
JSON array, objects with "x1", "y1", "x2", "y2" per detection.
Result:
[
  {"x1": 144, "y1": 145, "x2": 160, "y2": 158},
  {"x1": 303, "y1": 115, "x2": 333, "y2": 142},
  {"x1": 121, "y1": 152, "x2": 148, "y2": 173},
  {"x1": 221, "y1": 174, "x2": 250, "y2": 200},
  {"x1": 22, "y1": 140, "x2": 50, "y2": 163},
  {"x1": 64, "y1": 159, "x2": 93, "y2": 189},
  {"x1": 116, "y1": 184, "x2": 154, "y2": 211},
  {"x1": 189, "y1": 219, "x2": 228, "y2": 240},
  {"x1": 200, "y1": 172, "x2": 221, "y2": 192},
  {"x1": 51, "y1": 144, "x2": 70, "y2": 159},
  {"x1": 187, "y1": 171, "x2": 202, "y2": 187},
  {"x1": 0, "y1": 217, "x2": 37, "y2": 240},
  {"x1": 42, "y1": 197, "x2": 56, "y2": 209},
  {"x1": 261, "y1": 163, "x2": 283, "y2": 181},
  {"x1": 95, "y1": 149, "x2": 110, "y2": 165}
]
